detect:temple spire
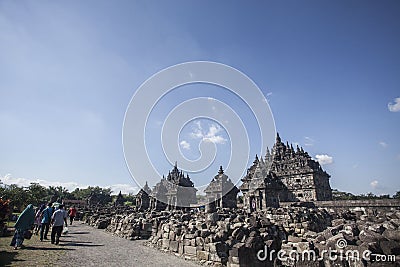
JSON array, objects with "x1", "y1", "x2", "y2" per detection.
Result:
[
  {"x1": 254, "y1": 154, "x2": 259, "y2": 164},
  {"x1": 276, "y1": 132, "x2": 281, "y2": 143},
  {"x1": 218, "y1": 166, "x2": 224, "y2": 175}
]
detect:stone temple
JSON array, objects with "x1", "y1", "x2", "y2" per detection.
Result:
[
  {"x1": 149, "y1": 162, "x2": 197, "y2": 210},
  {"x1": 204, "y1": 166, "x2": 239, "y2": 211},
  {"x1": 135, "y1": 182, "x2": 151, "y2": 211},
  {"x1": 240, "y1": 133, "x2": 332, "y2": 211}
]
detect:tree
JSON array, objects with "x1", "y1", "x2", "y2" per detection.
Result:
[
  {"x1": 393, "y1": 191, "x2": 400, "y2": 199},
  {"x1": 26, "y1": 183, "x2": 48, "y2": 206},
  {"x1": 5, "y1": 184, "x2": 26, "y2": 211},
  {"x1": 332, "y1": 189, "x2": 357, "y2": 200},
  {"x1": 47, "y1": 186, "x2": 73, "y2": 202},
  {"x1": 71, "y1": 186, "x2": 112, "y2": 205}
]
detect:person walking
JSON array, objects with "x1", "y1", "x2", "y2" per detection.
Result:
[
  {"x1": 10, "y1": 204, "x2": 35, "y2": 250},
  {"x1": 34, "y1": 204, "x2": 45, "y2": 235},
  {"x1": 68, "y1": 206, "x2": 77, "y2": 225},
  {"x1": 50, "y1": 204, "x2": 67, "y2": 245},
  {"x1": 40, "y1": 202, "x2": 53, "y2": 241}
]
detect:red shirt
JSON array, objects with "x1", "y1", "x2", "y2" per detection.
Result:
[{"x1": 69, "y1": 208, "x2": 77, "y2": 217}]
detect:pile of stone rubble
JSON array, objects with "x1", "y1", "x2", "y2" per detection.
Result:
[{"x1": 83, "y1": 207, "x2": 400, "y2": 266}]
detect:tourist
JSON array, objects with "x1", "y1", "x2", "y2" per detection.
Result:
[
  {"x1": 50, "y1": 204, "x2": 68, "y2": 245},
  {"x1": 68, "y1": 206, "x2": 77, "y2": 225},
  {"x1": 34, "y1": 204, "x2": 45, "y2": 235},
  {"x1": 10, "y1": 204, "x2": 35, "y2": 250},
  {"x1": 40, "y1": 202, "x2": 54, "y2": 241}
]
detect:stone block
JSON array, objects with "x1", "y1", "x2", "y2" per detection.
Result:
[
  {"x1": 196, "y1": 236, "x2": 205, "y2": 247},
  {"x1": 178, "y1": 242, "x2": 184, "y2": 255},
  {"x1": 184, "y1": 245, "x2": 197, "y2": 256},
  {"x1": 383, "y1": 229, "x2": 400, "y2": 242},
  {"x1": 169, "y1": 240, "x2": 179, "y2": 252},
  {"x1": 197, "y1": 250, "x2": 210, "y2": 261},
  {"x1": 162, "y1": 239, "x2": 170, "y2": 249}
]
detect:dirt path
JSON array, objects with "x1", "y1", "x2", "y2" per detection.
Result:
[{"x1": 56, "y1": 222, "x2": 200, "y2": 267}]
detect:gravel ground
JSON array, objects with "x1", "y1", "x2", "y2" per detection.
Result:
[{"x1": 56, "y1": 222, "x2": 201, "y2": 267}]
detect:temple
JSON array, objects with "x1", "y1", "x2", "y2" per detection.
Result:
[
  {"x1": 135, "y1": 182, "x2": 151, "y2": 211},
  {"x1": 149, "y1": 162, "x2": 197, "y2": 210},
  {"x1": 114, "y1": 191, "x2": 125, "y2": 206},
  {"x1": 240, "y1": 133, "x2": 332, "y2": 211},
  {"x1": 204, "y1": 166, "x2": 239, "y2": 211}
]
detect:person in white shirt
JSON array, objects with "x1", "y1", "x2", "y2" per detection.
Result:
[{"x1": 50, "y1": 204, "x2": 68, "y2": 245}]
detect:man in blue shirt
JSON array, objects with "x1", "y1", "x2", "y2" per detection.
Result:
[{"x1": 39, "y1": 202, "x2": 53, "y2": 241}]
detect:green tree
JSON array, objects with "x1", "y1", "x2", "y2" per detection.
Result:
[
  {"x1": 71, "y1": 186, "x2": 112, "y2": 205},
  {"x1": 6, "y1": 184, "x2": 26, "y2": 211},
  {"x1": 26, "y1": 183, "x2": 48, "y2": 206},
  {"x1": 47, "y1": 186, "x2": 73, "y2": 202}
]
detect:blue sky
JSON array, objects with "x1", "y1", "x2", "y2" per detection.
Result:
[{"x1": 0, "y1": 1, "x2": 399, "y2": 195}]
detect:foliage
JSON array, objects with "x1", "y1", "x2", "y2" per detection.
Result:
[
  {"x1": 71, "y1": 186, "x2": 111, "y2": 200},
  {"x1": 0, "y1": 180, "x2": 113, "y2": 211},
  {"x1": 123, "y1": 193, "x2": 136, "y2": 203},
  {"x1": 0, "y1": 198, "x2": 11, "y2": 236},
  {"x1": 332, "y1": 189, "x2": 393, "y2": 200},
  {"x1": 26, "y1": 183, "x2": 48, "y2": 206},
  {"x1": 47, "y1": 186, "x2": 74, "y2": 202},
  {"x1": 0, "y1": 198, "x2": 11, "y2": 221},
  {"x1": 124, "y1": 201, "x2": 134, "y2": 206}
]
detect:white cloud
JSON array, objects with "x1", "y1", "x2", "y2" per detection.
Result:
[
  {"x1": 190, "y1": 121, "x2": 227, "y2": 145},
  {"x1": 315, "y1": 154, "x2": 333, "y2": 165},
  {"x1": 1, "y1": 174, "x2": 84, "y2": 191},
  {"x1": 370, "y1": 180, "x2": 379, "y2": 189},
  {"x1": 180, "y1": 140, "x2": 190, "y2": 150},
  {"x1": 203, "y1": 124, "x2": 227, "y2": 144},
  {"x1": 107, "y1": 184, "x2": 138, "y2": 195},
  {"x1": 388, "y1": 97, "x2": 400, "y2": 112},
  {"x1": 203, "y1": 135, "x2": 226, "y2": 144},
  {"x1": 0, "y1": 174, "x2": 137, "y2": 195},
  {"x1": 379, "y1": 141, "x2": 388, "y2": 148},
  {"x1": 304, "y1": 136, "x2": 315, "y2": 146}
]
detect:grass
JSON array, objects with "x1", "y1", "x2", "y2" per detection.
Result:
[
  {"x1": 0, "y1": 231, "x2": 68, "y2": 267},
  {"x1": 5, "y1": 213, "x2": 20, "y2": 228}
]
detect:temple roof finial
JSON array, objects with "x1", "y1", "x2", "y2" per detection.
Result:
[{"x1": 218, "y1": 166, "x2": 224, "y2": 175}]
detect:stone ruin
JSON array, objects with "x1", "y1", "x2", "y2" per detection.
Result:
[{"x1": 83, "y1": 205, "x2": 400, "y2": 266}]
